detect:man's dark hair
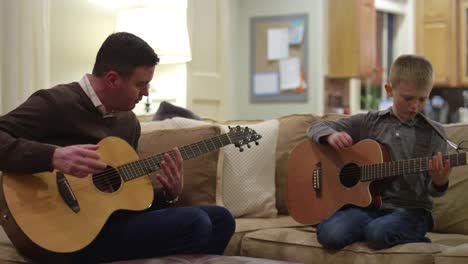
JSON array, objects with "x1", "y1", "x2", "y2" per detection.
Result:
[{"x1": 92, "y1": 32, "x2": 160, "y2": 78}]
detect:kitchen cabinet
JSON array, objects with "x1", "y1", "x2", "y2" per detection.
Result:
[
  {"x1": 328, "y1": 0, "x2": 376, "y2": 78},
  {"x1": 459, "y1": 0, "x2": 468, "y2": 85},
  {"x1": 416, "y1": 0, "x2": 458, "y2": 86}
]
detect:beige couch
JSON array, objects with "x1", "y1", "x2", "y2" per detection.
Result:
[{"x1": 1, "y1": 113, "x2": 468, "y2": 264}]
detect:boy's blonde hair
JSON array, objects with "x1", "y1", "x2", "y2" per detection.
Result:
[{"x1": 389, "y1": 54, "x2": 434, "y2": 90}]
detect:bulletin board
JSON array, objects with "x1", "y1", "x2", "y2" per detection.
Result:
[{"x1": 250, "y1": 14, "x2": 308, "y2": 103}]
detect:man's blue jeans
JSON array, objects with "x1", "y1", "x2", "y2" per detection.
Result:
[
  {"x1": 72, "y1": 205, "x2": 235, "y2": 263},
  {"x1": 316, "y1": 207, "x2": 432, "y2": 250}
]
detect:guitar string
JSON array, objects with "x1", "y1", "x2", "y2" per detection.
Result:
[
  {"x1": 84, "y1": 130, "x2": 256, "y2": 189},
  {"x1": 349, "y1": 154, "x2": 463, "y2": 181},
  {"x1": 90, "y1": 135, "x2": 232, "y2": 188},
  {"x1": 90, "y1": 130, "x2": 256, "y2": 189},
  {"x1": 89, "y1": 155, "x2": 459, "y2": 190},
  {"x1": 84, "y1": 147, "x2": 460, "y2": 190},
  {"x1": 89, "y1": 149, "x2": 460, "y2": 190},
  {"x1": 87, "y1": 137, "x2": 460, "y2": 189}
]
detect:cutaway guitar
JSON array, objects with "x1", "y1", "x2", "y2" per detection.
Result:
[
  {"x1": 287, "y1": 139, "x2": 466, "y2": 225},
  {"x1": 0, "y1": 126, "x2": 261, "y2": 260}
]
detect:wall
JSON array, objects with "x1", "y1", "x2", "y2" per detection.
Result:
[
  {"x1": 229, "y1": 0, "x2": 326, "y2": 120},
  {"x1": 0, "y1": 0, "x2": 51, "y2": 114},
  {"x1": 49, "y1": 0, "x2": 187, "y2": 115},
  {"x1": 375, "y1": 0, "x2": 415, "y2": 56},
  {"x1": 49, "y1": 0, "x2": 115, "y2": 86}
]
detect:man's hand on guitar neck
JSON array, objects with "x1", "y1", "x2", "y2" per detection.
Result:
[
  {"x1": 52, "y1": 144, "x2": 107, "y2": 178},
  {"x1": 428, "y1": 152, "x2": 451, "y2": 188},
  {"x1": 326, "y1": 132, "x2": 353, "y2": 151},
  {"x1": 156, "y1": 147, "x2": 184, "y2": 202}
]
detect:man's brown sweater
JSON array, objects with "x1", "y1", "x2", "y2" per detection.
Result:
[{"x1": 0, "y1": 82, "x2": 140, "y2": 173}]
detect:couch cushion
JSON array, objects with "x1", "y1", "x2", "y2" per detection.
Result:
[
  {"x1": 138, "y1": 125, "x2": 222, "y2": 206},
  {"x1": 225, "y1": 215, "x2": 306, "y2": 256},
  {"x1": 275, "y1": 114, "x2": 321, "y2": 214},
  {"x1": 108, "y1": 254, "x2": 301, "y2": 264},
  {"x1": 221, "y1": 120, "x2": 279, "y2": 218},
  {"x1": 0, "y1": 229, "x2": 30, "y2": 263},
  {"x1": 235, "y1": 215, "x2": 305, "y2": 234},
  {"x1": 140, "y1": 119, "x2": 176, "y2": 132},
  {"x1": 432, "y1": 123, "x2": 468, "y2": 235},
  {"x1": 428, "y1": 232, "x2": 468, "y2": 246},
  {"x1": 435, "y1": 244, "x2": 468, "y2": 264},
  {"x1": 240, "y1": 227, "x2": 451, "y2": 264}
]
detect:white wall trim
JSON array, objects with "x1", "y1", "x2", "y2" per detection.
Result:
[
  {"x1": 375, "y1": 0, "x2": 407, "y2": 15},
  {"x1": 392, "y1": 0, "x2": 415, "y2": 56}
]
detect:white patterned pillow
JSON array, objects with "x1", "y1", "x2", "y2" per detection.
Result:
[
  {"x1": 221, "y1": 120, "x2": 278, "y2": 217},
  {"x1": 170, "y1": 118, "x2": 279, "y2": 218}
]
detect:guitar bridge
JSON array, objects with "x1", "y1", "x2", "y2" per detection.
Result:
[
  {"x1": 56, "y1": 171, "x2": 80, "y2": 213},
  {"x1": 313, "y1": 162, "x2": 322, "y2": 191}
]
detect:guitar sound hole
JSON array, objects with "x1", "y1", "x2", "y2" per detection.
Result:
[
  {"x1": 340, "y1": 163, "x2": 360, "y2": 188},
  {"x1": 92, "y1": 166, "x2": 122, "y2": 193}
]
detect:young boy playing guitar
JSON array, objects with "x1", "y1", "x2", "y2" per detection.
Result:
[{"x1": 307, "y1": 54, "x2": 451, "y2": 250}]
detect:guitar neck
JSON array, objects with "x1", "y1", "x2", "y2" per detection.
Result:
[
  {"x1": 117, "y1": 134, "x2": 232, "y2": 181},
  {"x1": 360, "y1": 152, "x2": 467, "y2": 181}
]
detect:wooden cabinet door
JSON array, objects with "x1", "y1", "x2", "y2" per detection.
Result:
[
  {"x1": 358, "y1": 0, "x2": 376, "y2": 77},
  {"x1": 416, "y1": 0, "x2": 457, "y2": 86},
  {"x1": 422, "y1": 0, "x2": 451, "y2": 21},
  {"x1": 328, "y1": 0, "x2": 376, "y2": 78},
  {"x1": 459, "y1": 0, "x2": 468, "y2": 85}
]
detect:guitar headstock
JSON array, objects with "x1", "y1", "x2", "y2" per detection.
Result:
[{"x1": 227, "y1": 125, "x2": 262, "y2": 152}]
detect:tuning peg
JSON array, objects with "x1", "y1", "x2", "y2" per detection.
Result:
[
  {"x1": 247, "y1": 143, "x2": 251, "y2": 148},
  {"x1": 228, "y1": 125, "x2": 231, "y2": 129},
  {"x1": 255, "y1": 141, "x2": 259, "y2": 145},
  {"x1": 239, "y1": 147, "x2": 244, "y2": 152}
]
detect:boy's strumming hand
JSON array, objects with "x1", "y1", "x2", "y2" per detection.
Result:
[{"x1": 326, "y1": 132, "x2": 353, "y2": 151}]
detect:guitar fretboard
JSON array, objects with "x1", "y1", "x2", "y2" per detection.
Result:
[
  {"x1": 117, "y1": 134, "x2": 232, "y2": 181},
  {"x1": 360, "y1": 152, "x2": 467, "y2": 181}
]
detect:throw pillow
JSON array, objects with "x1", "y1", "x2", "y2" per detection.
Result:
[
  {"x1": 152, "y1": 101, "x2": 201, "y2": 121},
  {"x1": 432, "y1": 123, "x2": 468, "y2": 233},
  {"x1": 137, "y1": 125, "x2": 221, "y2": 206},
  {"x1": 168, "y1": 117, "x2": 279, "y2": 218},
  {"x1": 221, "y1": 119, "x2": 279, "y2": 218},
  {"x1": 140, "y1": 119, "x2": 176, "y2": 134}
]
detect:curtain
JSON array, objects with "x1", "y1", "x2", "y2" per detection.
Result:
[{"x1": 0, "y1": 0, "x2": 50, "y2": 114}]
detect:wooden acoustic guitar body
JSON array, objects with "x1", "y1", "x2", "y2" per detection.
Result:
[
  {"x1": 287, "y1": 139, "x2": 391, "y2": 225},
  {"x1": 0, "y1": 137, "x2": 154, "y2": 260}
]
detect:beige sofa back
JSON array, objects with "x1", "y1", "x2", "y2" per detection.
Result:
[{"x1": 433, "y1": 123, "x2": 468, "y2": 235}]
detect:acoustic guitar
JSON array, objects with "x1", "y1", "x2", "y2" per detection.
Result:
[
  {"x1": 0, "y1": 126, "x2": 261, "y2": 259},
  {"x1": 287, "y1": 139, "x2": 466, "y2": 225}
]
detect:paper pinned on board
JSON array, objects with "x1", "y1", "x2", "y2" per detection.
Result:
[
  {"x1": 267, "y1": 28, "x2": 289, "y2": 60},
  {"x1": 279, "y1": 57, "x2": 301, "y2": 90},
  {"x1": 253, "y1": 72, "x2": 279, "y2": 95},
  {"x1": 288, "y1": 19, "x2": 305, "y2": 45}
]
